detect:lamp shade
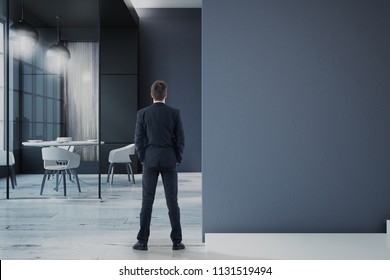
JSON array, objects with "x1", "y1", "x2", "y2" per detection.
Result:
[
  {"x1": 46, "y1": 42, "x2": 71, "y2": 73},
  {"x1": 9, "y1": 19, "x2": 39, "y2": 48},
  {"x1": 47, "y1": 42, "x2": 71, "y2": 62},
  {"x1": 10, "y1": 19, "x2": 39, "y2": 43},
  {"x1": 46, "y1": 16, "x2": 71, "y2": 72}
]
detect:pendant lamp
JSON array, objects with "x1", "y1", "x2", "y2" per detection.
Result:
[
  {"x1": 46, "y1": 16, "x2": 71, "y2": 71},
  {"x1": 9, "y1": 0, "x2": 39, "y2": 55}
]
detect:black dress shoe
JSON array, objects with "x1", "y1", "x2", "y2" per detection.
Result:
[
  {"x1": 172, "y1": 242, "x2": 185, "y2": 250},
  {"x1": 133, "y1": 241, "x2": 148, "y2": 251}
]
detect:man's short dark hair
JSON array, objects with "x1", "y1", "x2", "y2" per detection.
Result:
[{"x1": 151, "y1": 80, "x2": 167, "y2": 101}]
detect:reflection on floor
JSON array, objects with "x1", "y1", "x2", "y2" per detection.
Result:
[
  {"x1": 1, "y1": 172, "x2": 390, "y2": 260},
  {"x1": 0, "y1": 172, "x2": 205, "y2": 260}
]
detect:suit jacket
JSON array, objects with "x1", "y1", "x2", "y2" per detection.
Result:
[{"x1": 135, "y1": 103, "x2": 185, "y2": 168}]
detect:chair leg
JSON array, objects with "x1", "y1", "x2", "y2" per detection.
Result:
[
  {"x1": 131, "y1": 164, "x2": 135, "y2": 184},
  {"x1": 126, "y1": 164, "x2": 131, "y2": 182},
  {"x1": 62, "y1": 170, "x2": 67, "y2": 196},
  {"x1": 48, "y1": 170, "x2": 55, "y2": 180},
  {"x1": 8, "y1": 166, "x2": 15, "y2": 189},
  {"x1": 55, "y1": 171, "x2": 59, "y2": 191},
  {"x1": 73, "y1": 170, "x2": 81, "y2": 193},
  {"x1": 110, "y1": 165, "x2": 115, "y2": 185},
  {"x1": 40, "y1": 170, "x2": 49, "y2": 195},
  {"x1": 128, "y1": 163, "x2": 135, "y2": 184},
  {"x1": 107, "y1": 163, "x2": 113, "y2": 183},
  {"x1": 9, "y1": 174, "x2": 15, "y2": 189},
  {"x1": 11, "y1": 166, "x2": 17, "y2": 187},
  {"x1": 66, "y1": 170, "x2": 74, "y2": 182}
]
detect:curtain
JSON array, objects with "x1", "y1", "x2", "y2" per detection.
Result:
[{"x1": 65, "y1": 42, "x2": 99, "y2": 161}]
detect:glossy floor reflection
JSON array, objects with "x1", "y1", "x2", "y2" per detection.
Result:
[
  {"x1": 1, "y1": 172, "x2": 390, "y2": 260},
  {"x1": 0, "y1": 172, "x2": 206, "y2": 260}
]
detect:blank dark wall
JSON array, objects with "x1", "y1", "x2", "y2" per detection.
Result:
[
  {"x1": 100, "y1": 75, "x2": 137, "y2": 142},
  {"x1": 137, "y1": 8, "x2": 201, "y2": 172},
  {"x1": 202, "y1": 0, "x2": 390, "y2": 236},
  {"x1": 100, "y1": 28, "x2": 138, "y2": 74},
  {"x1": 100, "y1": 28, "x2": 138, "y2": 173}
]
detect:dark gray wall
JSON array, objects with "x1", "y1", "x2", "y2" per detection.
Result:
[
  {"x1": 202, "y1": 0, "x2": 390, "y2": 235},
  {"x1": 137, "y1": 8, "x2": 201, "y2": 172},
  {"x1": 100, "y1": 27, "x2": 138, "y2": 174}
]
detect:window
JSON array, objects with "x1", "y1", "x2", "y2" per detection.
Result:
[
  {"x1": 15, "y1": 43, "x2": 64, "y2": 144},
  {"x1": 4, "y1": 25, "x2": 66, "y2": 172},
  {"x1": 11, "y1": 38, "x2": 66, "y2": 172}
]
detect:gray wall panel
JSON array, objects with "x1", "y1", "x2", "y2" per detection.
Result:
[
  {"x1": 100, "y1": 28, "x2": 138, "y2": 74},
  {"x1": 100, "y1": 75, "x2": 137, "y2": 142},
  {"x1": 100, "y1": 25, "x2": 139, "y2": 174},
  {"x1": 202, "y1": 0, "x2": 390, "y2": 235},
  {"x1": 137, "y1": 9, "x2": 201, "y2": 172}
]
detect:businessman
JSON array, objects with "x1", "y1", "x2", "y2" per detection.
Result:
[{"x1": 133, "y1": 80, "x2": 185, "y2": 251}]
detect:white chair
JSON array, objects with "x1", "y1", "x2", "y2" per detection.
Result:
[
  {"x1": 57, "y1": 145, "x2": 75, "y2": 181},
  {"x1": 59, "y1": 145, "x2": 75, "y2": 152},
  {"x1": 0, "y1": 150, "x2": 17, "y2": 189},
  {"x1": 40, "y1": 147, "x2": 81, "y2": 196},
  {"x1": 107, "y1": 144, "x2": 135, "y2": 185},
  {"x1": 47, "y1": 145, "x2": 74, "y2": 181}
]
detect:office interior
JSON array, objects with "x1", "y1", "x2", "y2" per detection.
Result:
[{"x1": 1, "y1": 0, "x2": 390, "y2": 260}]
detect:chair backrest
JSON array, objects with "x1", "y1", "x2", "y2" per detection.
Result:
[
  {"x1": 59, "y1": 145, "x2": 75, "y2": 152},
  {"x1": 42, "y1": 147, "x2": 80, "y2": 169},
  {"x1": 0, "y1": 150, "x2": 15, "y2": 166},
  {"x1": 109, "y1": 144, "x2": 135, "y2": 163}
]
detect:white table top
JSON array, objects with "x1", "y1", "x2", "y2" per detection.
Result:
[{"x1": 22, "y1": 140, "x2": 104, "y2": 147}]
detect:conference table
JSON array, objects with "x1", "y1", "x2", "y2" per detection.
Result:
[
  {"x1": 22, "y1": 139, "x2": 104, "y2": 152},
  {"x1": 22, "y1": 139, "x2": 104, "y2": 193}
]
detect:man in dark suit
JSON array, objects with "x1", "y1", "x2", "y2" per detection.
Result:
[{"x1": 133, "y1": 80, "x2": 185, "y2": 251}]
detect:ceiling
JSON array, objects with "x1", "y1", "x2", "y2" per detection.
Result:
[
  {"x1": 7, "y1": 0, "x2": 201, "y2": 43},
  {"x1": 11, "y1": 0, "x2": 137, "y2": 42},
  {"x1": 17, "y1": 0, "x2": 201, "y2": 28},
  {"x1": 18, "y1": 0, "x2": 137, "y2": 28},
  {"x1": 129, "y1": 0, "x2": 202, "y2": 8},
  {"x1": 19, "y1": 0, "x2": 100, "y2": 28}
]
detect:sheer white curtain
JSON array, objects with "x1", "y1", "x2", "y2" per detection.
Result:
[{"x1": 65, "y1": 42, "x2": 99, "y2": 161}]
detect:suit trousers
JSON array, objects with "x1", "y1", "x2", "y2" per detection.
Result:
[{"x1": 137, "y1": 165, "x2": 182, "y2": 244}]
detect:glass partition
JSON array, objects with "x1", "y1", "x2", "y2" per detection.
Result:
[
  {"x1": 2, "y1": 0, "x2": 101, "y2": 199},
  {"x1": 0, "y1": 22, "x2": 4, "y2": 150},
  {"x1": 0, "y1": 0, "x2": 11, "y2": 198}
]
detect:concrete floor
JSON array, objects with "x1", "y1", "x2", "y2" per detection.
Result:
[
  {"x1": 0, "y1": 172, "x2": 206, "y2": 260},
  {"x1": 1, "y1": 172, "x2": 390, "y2": 260}
]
